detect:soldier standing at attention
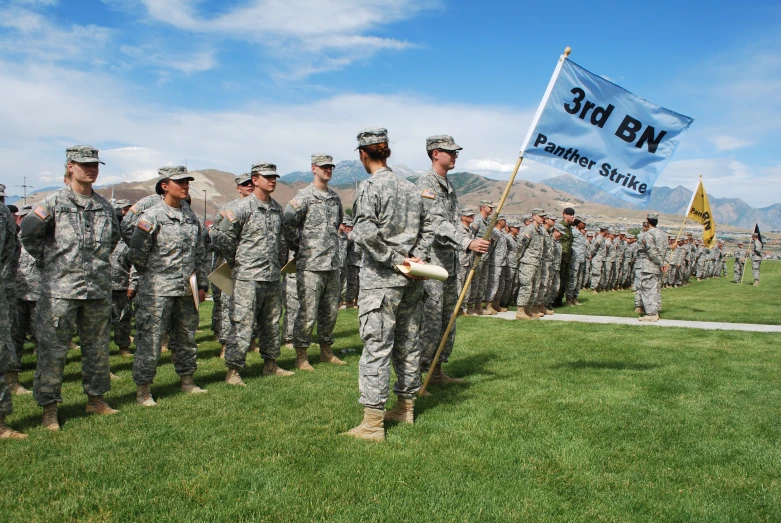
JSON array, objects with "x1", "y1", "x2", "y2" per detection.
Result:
[
  {"x1": 8, "y1": 205, "x2": 37, "y2": 395},
  {"x1": 514, "y1": 209, "x2": 545, "y2": 320},
  {"x1": 344, "y1": 128, "x2": 433, "y2": 442},
  {"x1": 415, "y1": 136, "x2": 489, "y2": 384},
  {"x1": 554, "y1": 208, "x2": 575, "y2": 307},
  {"x1": 0, "y1": 185, "x2": 27, "y2": 438},
  {"x1": 590, "y1": 226, "x2": 608, "y2": 293},
  {"x1": 565, "y1": 216, "x2": 587, "y2": 306},
  {"x1": 750, "y1": 233, "x2": 763, "y2": 286},
  {"x1": 733, "y1": 242, "x2": 745, "y2": 283},
  {"x1": 468, "y1": 201, "x2": 495, "y2": 315},
  {"x1": 501, "y1": 220, "x2": 520, "y2": 311},
  {"x1": 343, "y1": 219, "x2": 361, "y2": 308},
  {"x1": 219, "y1": 163, "x2": 293, "y2": 387},
  {"x1": 128, "y1": 167, "x2": 209, "y2": 406},
  {"x1": 283, "y1": 154, "x2": 346, "y2": 370},
  {"x1": 487, "y1": 215, "x2": 509, "y2": 314},
  {"x1": 636, "y1": 213, "x2": 667, "y2": 322},
  {"x1": 457, "y1": 208, "x2": 477, "y2": 315},
  {"x1": 109, "y1": 204, "x2": 135, "y2": 357},
  {"x1": 20, "y1": 146, "x2": 120, "y2": 430}
]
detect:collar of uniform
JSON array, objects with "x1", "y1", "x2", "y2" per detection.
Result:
[
  {"x1": 251, "y1": 192, "x2": 275, "y2": 210},
  {"x1": 161, "y1": 202, "x2": 185, "y2": 221},
  {"x1": 307, "y1": 184, "x2": 335, "y2": 200},
  {"x1": 373, "y1": 167, "x2": 393, "y2": 177},
  {"x1": 425, "y1": 169, "x2": 454, "y2": 194},
  {"x1": 65, "y1": 184, "x2": 99, "y2": 210}
]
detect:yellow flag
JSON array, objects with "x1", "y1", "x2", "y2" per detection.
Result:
[{"x1": 687, "y1": 179, "x2": 716, "y2": 248}]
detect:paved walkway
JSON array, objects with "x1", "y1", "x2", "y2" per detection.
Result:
[{"x1": 480, "y1": 311, "x2": 781, "y2": 333}]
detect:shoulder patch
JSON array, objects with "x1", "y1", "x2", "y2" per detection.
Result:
[
  {"x1": 129, "y1": 205, "x2": 139, "y2": 214},
  {"x1": 421, "y1": 189, "x2": 436, "y2": 200},
  {"x1": 289, "y1": 198, "x2": 301, "y2": 210},
  {"x1": 220, "y1": 209, "x2": 237, "y2": 223},
  {"x1": 137, "y1": 219, "x2": 153, "y2": 233},
  {"x1": 34, "y1": 206, "x2": 50, "y2": 221}
]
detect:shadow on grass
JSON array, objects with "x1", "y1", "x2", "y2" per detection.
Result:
[{"x1": 556, "y1": 360, "x2": 661, "y2": 371}]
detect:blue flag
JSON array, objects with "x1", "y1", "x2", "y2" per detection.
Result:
[{"x1": 520, "y1": 56, "x2": 693, "y2": 205}]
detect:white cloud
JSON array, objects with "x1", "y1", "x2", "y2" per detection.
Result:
[
  {"x1": 120, "y1": 46, "x2": 216, "y2": 74},
  {"x1": 463, "y1": 159, "x2": 518, "y2": 173},
  {"x1": 710, "y1": 135, "x2": 753, "y2": 152}
]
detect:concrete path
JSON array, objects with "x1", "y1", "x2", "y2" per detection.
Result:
[{"x1": 480, "y1": 311, "x2": 781, "y2": 333}]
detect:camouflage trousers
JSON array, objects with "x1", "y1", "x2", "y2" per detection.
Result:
[
  {"x1": 133, "y1": 294, "x2": 199, "y2": 385},
  {"x1": 536, "y1": 263, "x2": 551, "y2": 306},
  {"x1": 11, "y1": 299, "x2": 37, "y2": 372},
  {"x1": 566, "y1": 260, "x2": 585, "y2": 299},
  {"x1": 545, "y1": 266, "x2": 561, "y2": 306},
  {"x1": 733, "y1": 261, "x2": 743, "y2": 282},
  {"x1": 219, "y1": 293, "x2": 232, "y2": 345},
  {"x1": 111, "y1": 290, "x2": 133, "y2": 351},
  {"x1": 516, "y1": 263, "x2": 541, "y2": 307},
  {"x1": 457, "y1": 264, "x2": 471, "y2": 312},
  {"x1": 555, "y1": 258, "x2": 570, "y2": 306},
  {"x1": 0, "y1": 286, "x2": 14, "y2": 416},
  {"x1": 752, "y1": 260, "x2": 761, "y2": 282},
  {"x1": 211, "y1": 286, "x2": 222, "y2": 337},
  {"x1": 344, "y1": 266, "x2": 360, "y2": 304},
  {"x1": 468, "y1": 258, "x2": 490, "y2": 305},
  {"x1": 637, "y1": 272, "x2": 662, "y2": 315},
  {"x1": 226, "y1": 279, "x2": 281, "y2": 369},
  {"x1": 282, "y1": 273, "x2": 299, "y2": 344},
  {"x1": 357, "y1": 282, "x2": 424, "y2": 409},
  {"x1": 419, "y1": 273, "x2": 458, "y2": 371},
  {"x1": 487, "y1": 264, "x2": 509, "y2": 303},
  {"x1": 622, "y1": 262, "x2": 634, "y2": 287},
  {"x1": 500, "y1": 267, "x2": 517, "y2": 308},
  {"x1": 696, "y1": 260, "x2": 706, "y2": 279},
  {"x1": 584, "y1": 258, "x2": 591, "y2": 287},
  {"x1": 293, "y1": 270, "x2": 339, "y2": 349},
  {"x1": 607, "y1": 261, "x2": 618, "y2": 289},
  {"x1": 33, "y1": 297, "x2": 112, "y2": 406},
  {"x1": 591, "y1": 260, "x2": 605, "y2": 290},
  {"x1": 633, "y1": 266, "x2": 643, "y2": 307}
]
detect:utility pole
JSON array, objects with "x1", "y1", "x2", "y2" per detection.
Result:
[
  {"x1": 202, "y1": 189, "x2": 207, "y2": 222},
  {"x1": 16, "y1": 177, "x2": 33, "y2": 205}
]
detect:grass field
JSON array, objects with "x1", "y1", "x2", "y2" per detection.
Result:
[
  {"x1": 556, "y1": 259, "x2": 781, "y2": 325},
  {"x1": 2, "y1": 261, "x2": 780, "y2": 521}
]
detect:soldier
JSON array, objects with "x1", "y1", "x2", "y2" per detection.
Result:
[
  {"x1": 415, "y1": 135, "x2": 488, "y2": 383},
  {"x1": 283, "y1": 153, "x2": 346, "y2": 370},
  {"x1": 544, "y1": 223, "x2": 565, "y2": 312},
  {"x1": 590, "y1": 226, "x2": 608, "y2": 293},
  {"x1": 750, "y1": 232, "x2": 763, "y2": 286},
  {"x1": 554, "y1": 208, "x2": 575, "y2": 307},
  {"x1": 344, "y1": 128, "x2": 433, "y2": 442},
  {"x1": 501, "y1": 220, "x2": 520, "y2": 311},
  {"x1": 218, "y1": 162, "x2": 293, "y2": 387},
  {"x1": 514, "y1": 209, "x2": 545, "y2": 320},
  {"x1": 109, "y1": 205, "x2": 135, "y2": 357},
  {"x1": 623, "y1": 233, "x2": 637, "y2": 289},
  {"x1": 486, "y1": 215, "x2": 509, "y2": 313},
  {"x1": 636, "y1": 213, "x2": 667, "y2": 322},
  {"x1": 468, "y1": 201, "x2": 495, "y2": 315},
  {"x1": 584, "y1": 230, "x2": 594, "y2": 288},
  {"x1": 614, "y1": 231, "x2": 626, "y2": 290},
  {"x1": 128, "y1": 166, "x2": 208, "y2": 406},
  {"x1": 0, "y1": 185, "x2": 26, "y2": 438},
  {"x1": 566, "y1": 216, "x2": 587, "y2": 306},
  {"x1": 344, "y1": 219, "x2": 362, "y2": 308},
  {"x1": 7, "y1": 205, "x2": 36, "y2": 395},
  {"x1": 457, "y1": 208, "x2": 477, "y2": 315},
  {"x1": 338, "y1": 218, "x2": 350, "y2": 304},
  {"x1": 534, "y1": 213, "x2": 555, "y2": 316},
  {"x1": 733, "y1": 242, "x2": 746, "y2": 283},
  {"x1": 20, "y1": 145, "x2": 120, "y2": 430},
  {"x1": 604, "y1": 229, "x2": 617, "y2": 291},
  {"x1": 281, "y1": 248, "x2": 299, "y2": 348}
]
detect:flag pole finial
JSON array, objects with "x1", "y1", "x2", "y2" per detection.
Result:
[{"x1": 564, "y1": 47, "x2": 572, "y2": 57}]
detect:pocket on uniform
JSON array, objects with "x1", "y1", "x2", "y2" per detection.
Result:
[
  {"x1": 358, "y1": 293, "x2": 384, "y2": 343},
  {"x1": 359, "y1": 364, "x2": 382, "y2": 406}
]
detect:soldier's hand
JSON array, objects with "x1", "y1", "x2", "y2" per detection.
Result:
[
  {"x1": 468, "y1": 238, "x2": 490, "y2": 254},
  {"x1": 401, "y1": 257, "x2": 426, "y2": 280},
  {"x1": 127, "y1": 289, "x2": 136, "y2": 299},
  {"x1": 198, "y1": 289, "x2": 207, "y2": 303}
]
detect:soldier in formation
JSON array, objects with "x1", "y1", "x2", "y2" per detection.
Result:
[{"x1": 750, "y1": 232, "x2": 763, "y2": 286}]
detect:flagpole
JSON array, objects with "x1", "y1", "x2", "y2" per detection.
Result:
[
  {"x1": 418, "y1": 46, "x2": 572, "y2": 398},
  {"x1": 740, "y1": 222, "x2": 755, "y2": 284},
  {"x1": 674, "y1": 175, "x2": 700, "y2": 245}
]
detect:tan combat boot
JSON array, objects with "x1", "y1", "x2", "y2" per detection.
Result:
[
  {"x1": 263, "y1": 359, "x2": 294, "y2": 377},
  {"x1": 634, "y1": 306, "x2": 645, "y2": 314},
  {"x1": 295, "y1": 348, "x2": 314, "y2": 371},
  {"x1": 467, "y1": 303, "x2": 479, "y2": 316},
  {"x1": 566, "y1": 298, "x2": 576, "y2": 307},
  {"x1": 384, "y1": 398, "x2": 414, "y2": 424},
  {"x1": 0, "y1": 416, "x2": 27, "y2": 439},
  {"x1": 515, "y1": 307, "x2": 533, "y2": 320},
  {"x1": 530, "y1": 305, "x2": 545, "y2": 318},
  {"x1": 543, "y1": 305, "x2": 555, "y2": 315},
  {"x1": 225, "y1": 368, "x2": 246, "y2": 387},
  {"x1": 42, "y1": 403, "x2": 60, "y2": 431},
  {"x1": 754, "y1": 280, "x2": 759, "y2": 287},
  {"x1": 320, "y1": 345, "x2": 346, "y2": 365},
  {"x1": 342, "y1": 408, "x2": 385, "y2": 442},
  {"x1": 109, "y1": 372, "x2": 121, "y2": 381},
  {"x1": 250, "y1": 340, "x2": 260, "y2": 353},
  {"x1": 119, "y1": 349, "x2": 132, "y2": 357},
  {"x1": 574, "y1": 299, "x2": 583, "y2": 306},
  {"x1": 5, "y1": 372, "x2": 32, "y2": 396},
  {"x1": 638, "y1": 314, "x2": 659, "y2": 322},
  {"x1": 181, "y1": 375, "x2": 208, "y2": 394},
  {"x1": 136, "y1": 384, "x2": 156, "y2": 407},
  {"x1": 484, "y1": 302, "x2": 498, "y2": 315},
  {"x1": 456, "y1": 307, "x2": 466, "y2": 317},
  {"x1": 345, "y1": 300, "x2": 357, "y2": 309},
  {"x1": 219, "y1": 345, "x2": 226, "y2": 359},
  {"x1": 86, "y1": 395, "x2": 119, "y2": 415},
  {"x1": 428, "y1": 363, "x2": 465, "y2": 384}
]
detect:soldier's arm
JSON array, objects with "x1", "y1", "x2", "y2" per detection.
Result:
[
  {"x1": 353, "y1": 184, "x2": 406, "y2": 267},
  {"x1": 646, "y1": 235, "x2": 665, "y2": 267},
  {"x1": 411, "y1": 195, "x2": 433, "y2": 262},
  {"x1": 515, "y1": 229, "x2": 532, "y2": 263},
  {"x1": 195, "y1": 222, "x2": 209, "y2": 290},
  {"x1": 127, "y1": 214, "x2": 157, "y2": 274},
  {"x1": 418, "y1": 179, "x2": 469, "y2": 252},
  {"x1": 281, "y1": 197, "x2": 306, "y2": 255},
  {"x1": 217, "y1": 208, "x2": 241, "y2": 267},
  {"x1": 128, "y1": 266, "x2": 139, "y2": 292},
  {"x1": 109, "y1": 208, "x2": 120, "y2": 253},
  {"x1": 121, "y1": 204, "x2": 141, "y2": 245},
  {"x1": 19, "y1": 200, "x2": 55, "y2": 262},
  {"x1": 0, "y1": 211, "x2": 14, "y2": 269}
]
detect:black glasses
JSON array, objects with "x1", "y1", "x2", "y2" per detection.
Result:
[{"x1": 437, "y1": 149, "x2": 459, "y2": 157}]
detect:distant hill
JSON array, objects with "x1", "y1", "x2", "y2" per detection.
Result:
[
  {"x1": 282, "y1": 160, "x2": 369, "y2": 185},
  {"x1": 541, "y1": 174, "x2": 781, "y2": 231}
]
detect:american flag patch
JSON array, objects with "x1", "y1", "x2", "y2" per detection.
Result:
[
  {"x1": 34, "y1": 206, "x2": 50, "y2": 220},
  {"x1": 137, "y1": 219, "x2": 153, "y2": 232},
  {"x1": 421, "y1": 189, "x2": 436, "y2": 199},
  {"x1": 221, "y1": 209, "x2": 236, "y2": 222},
  {"x1": 129, "y1": 205, "x2": 138, "y2": 214},
  {"x1": 289, "y1": 198, "x2": 300, "y2": 209}
]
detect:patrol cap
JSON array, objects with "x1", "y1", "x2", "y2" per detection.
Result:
[
  {"x1": 425, "y1": 135, "x2": 463, "y2": 152},
  {"x1": 480, "y1": 200, "x2": 496, "y2": 208},
  {"x1": 497, "y1": 215, "x2": 507, "y2": 222},
  {"x1": 0, "y1": 184, "x2": 6, "y2": 197},
  {"x1": 522, "y1": 214, "x2": 532, "y2": 223},
  {"x1": 575, "y1": 215, "x2": 586, "y2": 224},
  {"x1": 647, "y1": 212, "x2": 659, "y2": 219},
  {"x1": 17, "y1": 205, "x2": 32, "y2": 217},
  {"x1": 341, "y1": 217, "x2": 353, "y2": 226},
  {"x1": 235, "y1": 173, "x2": 252, "y2": 186},
  {"x1": 626, "y1": 234, "x2": 635, "y2": 239},
  {"x1": 356, "y1": 128, "x2": 388, "y2": 149},
  {"x1": 531, "y1": 208, "x2": 544, "y2": 216},
  {"x1": 553, "y1": 223, "x2": 567, "y2": 234},
  {"x1": 251, "y1": 162, "x2": 279, "y2": 177},
  {"x1": 155, "y1": 166, "x2": 194, "y2": 195},
  {"x1": 66, "y1": 145, "x2": 105, "y2": 165},
  {"x1": 587, "y1": 231, "x2": 595, "y2": 237},
  {"x1": 460, "y1": 207, "x2": 476, "y2": 217},
  {"x1": 599, "y1": 225, "x2": 608, "y2": 231},
  {"x1": 115, "y1": 199, "x2": 131, "y2": 208},
  {"x1": 311, "y1": 153, "x2": 335, "y2": 167}
]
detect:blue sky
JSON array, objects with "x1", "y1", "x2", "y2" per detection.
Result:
[{"x1": 1, "y1": 0, "x2": 780, "y2": 206}]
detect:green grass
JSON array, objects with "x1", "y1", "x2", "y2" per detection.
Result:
[
  {"x1": 2, "y1": 267, "x2": 781, "y2": 521},
  {"x1": 556, "y1": 259, "x2": 781, "y2": 325}
]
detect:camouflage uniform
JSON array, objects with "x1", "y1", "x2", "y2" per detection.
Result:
[
  {"x1": 13, "y1": 240, "x2": 40, "y2": 365},
  {"x1": 415, "y1": 164, "x2": 471, "y2": 371},
  {"x1": 567, "y1": 228, "x2": 587, "y2": 300},
  {"x1": 487, "y1": 226, "x2": 509, "y2": 304},
  {"x1": 468, "y1": 210, "x2": 493, "y2": 305},
  {"x1": 636, "y1": 222, "x2": 667, "y2": 315},
  {"x1": 344, "y1": 235, "x2": 362, "y2": 304},
  {"x1": 633, "y1": 232, "x2": 645, "y2": 308},
  {"x1": 751, "y1": 238, "x2": 763, "y2": 282},
  {"x1": 555, "y1": 218, "x2": 573, "y2": 306},
  {"x1": 536, "y1": 226, "x2": 554, "y2": 308},
  {"x1": 282, "y1": 178, "x2": 344, "y2": 350},
  {"x1": 127, "y1": 187, "x2": 208, "y2": 385},
  {"x1": 282, "y1": 269, "x2": 299, "y2": 345},
  {"x1": 218, "y1": 188, "x2": 287, "y2": 369},
  {"x1": 352, "y1": 161, "x2": 432, "y2": 409},
  {"x1": 109, "y1": 238, "x2": 134, "y2": 352},
  {"x1": 604, "y1": 235, "x2": 617, "y2": 289},
  {"x1": 589, "y1": 233, "x2": 607, "y2": 290},
  {"x1": 515, "y1": 219, "x2": 544, "y2": 307},
  {"x1": 501, "y1": 228, "x2": 519, "y2": 308},
  {"x1": 0, "y1": 200, "x2": 17, "y2": 417},
  {"x1": 20, "y1": 183, "x2": 120, "y2": 406},
  {"x1": 545, "y1": 230, "x2": 563, "y2": 306}
]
